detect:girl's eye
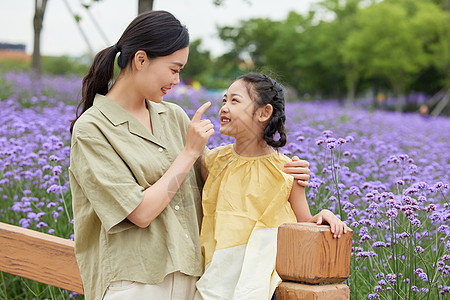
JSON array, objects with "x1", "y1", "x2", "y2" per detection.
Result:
[
  {"x1": 222, "y1": 99, "x2": 226, "y2": 105},
  {"x1": 232, "y1": 98, "x2": 238, "y2": 102}
]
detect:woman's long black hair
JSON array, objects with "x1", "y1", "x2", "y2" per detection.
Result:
[
  {"x1": 237, "y1": 73, "x2": 287, "y2": 149},
  {"x1": 70, "y1": 10, "x2": 189, "y2": 133}
]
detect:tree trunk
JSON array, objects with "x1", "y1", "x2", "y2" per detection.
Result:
[
  {"x1": 392, "y1": 84, "x2": 404, "y2": 112},
  {"x1": 344, "y1": 68, "x2": 358, "y2": 104},
  {"x1": 138, "y1": 0, "x2": 154, "y2": 14},
  {"x1": 32, "y1": 0, "x2": 48, "y2": 76}
]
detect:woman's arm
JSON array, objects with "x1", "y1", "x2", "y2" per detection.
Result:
[
  {"x1": 200, "y1": 154, "x2": 208, "y2": 183},
  {"x1": 284, "y1": 156, "x2": 310, "y2": 187},
  {"x1": 128, "y1": 102, "x2": 214, "y2": 228}
]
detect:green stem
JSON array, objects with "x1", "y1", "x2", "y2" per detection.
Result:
[
  {"x1": 20, "y1": 278, "x2": 39, "y2": 298},
  {"x1": 58, "y1": 177, "x2": 71, "y2": 223},
  {"x1": 408, "y1": 222, "x2": 414, "y2": 300},
  {"x1": 390, "y1": 217, "x2": 399, "y2": 300},
  {"x1": 0, "y1": 272, "x2": 8, "y2": 300},
  {"x1": 330, "y1": 149, "x2": 343, "y2": 218}
]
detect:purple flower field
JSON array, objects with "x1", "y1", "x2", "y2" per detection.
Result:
[{"x1": 0, "y1": 71, "x2": 449, "y2": 299}]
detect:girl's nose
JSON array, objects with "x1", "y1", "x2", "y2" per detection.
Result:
[{"x1": 220, "y1": 104, "x2": 229, "y2": 113}]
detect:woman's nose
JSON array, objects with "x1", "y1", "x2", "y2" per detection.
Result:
[{"x1": 173, "y1": 73, "x2": 180, "y2": 85}]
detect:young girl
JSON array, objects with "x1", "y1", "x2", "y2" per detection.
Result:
[{"x1": 194, "y1": 73, "x2": 348, "y2": 300}]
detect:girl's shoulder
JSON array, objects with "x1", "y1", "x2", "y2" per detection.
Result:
[
  {"x1": 204, "y1": 144, "x2": 233, "y2": 169},
  {"x1": 275, "y1": 152, "x2": 298, "y2": 170},
  {"x1": 271, "y1": 152, "x2": 293, "y2": 164},
  {"x1": 206, "y1": 144, "x2": 233, "y2": 160}
]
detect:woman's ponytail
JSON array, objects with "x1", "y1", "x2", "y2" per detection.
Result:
[{"x1": 70, "y1": 45, "x2": 117, "y2": 133}]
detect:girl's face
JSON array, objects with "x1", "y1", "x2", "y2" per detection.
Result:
[
  {"x1": 136, "y1": 47, "x2": 189, "y2": 103},
  {"x1": 219, "y1": 79, "x2": 265, "y2": 140}
]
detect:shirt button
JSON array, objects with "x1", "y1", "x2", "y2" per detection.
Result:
[
  {"x1": 158, "y1": 147, "x2": 163, "y2": 152},
  {"x1": 174, "y1": 205, "x2": 180, "y2": 211},
  {"x1": 185, "y1": 234, "x2": 189, "y2": 239}
]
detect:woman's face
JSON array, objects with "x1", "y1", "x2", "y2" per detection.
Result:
[{"x1": 137, "y1": 47, "x2": 189, "y2": 103}]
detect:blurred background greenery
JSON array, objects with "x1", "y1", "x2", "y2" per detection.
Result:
[{"x1": 1, "y1": 0, "x2": 449, "y2": 114}]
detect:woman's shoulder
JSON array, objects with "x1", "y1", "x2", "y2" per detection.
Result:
[
  {"x1": 72, "y1": 108, "x2": 101, "y2": 134},
  {"x1": 71, "y1": 105, "x2": 113, "y2": 143}
]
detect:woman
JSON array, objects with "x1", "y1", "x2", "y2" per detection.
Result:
[{"x1": 69, "y1": 10, "x2": 310, "y2": 300}]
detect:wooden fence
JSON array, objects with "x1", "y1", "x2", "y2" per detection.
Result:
[{"x1": 0, "y1": 221, "x2": 352, "y2": 299}]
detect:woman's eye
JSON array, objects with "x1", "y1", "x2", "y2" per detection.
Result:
[{"x1": 232, "y1": 98, "x2": 238, "y2": 102}]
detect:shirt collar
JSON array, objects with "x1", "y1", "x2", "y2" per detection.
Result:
[
  {"x1": 93, "y1": 94, "x2": 167, "y2": 125},
  {"x1": 93, "y1": 94, "x2": 167, "y2": 148}
]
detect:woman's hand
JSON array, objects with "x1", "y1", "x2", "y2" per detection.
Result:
[
  {"x1": 185, "y1": 102, "x2": 214, "y2": 158},
  {"x1": 311, "y1": 209, "x2": 349, "y2": 239},
  {"x1": 284, "y1": 156, "x2": 310, "y2": 187}
]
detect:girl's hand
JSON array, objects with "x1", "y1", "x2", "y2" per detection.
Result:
[
  {"x1": 312, "y1": 209, "x2": 348, "y2": 239},
  {"x1": 185, "y1": 102, "x2": 214, "y2": 158},
  {"x1": 284, "y1": 156, "x2": 310, "y2": 187}
]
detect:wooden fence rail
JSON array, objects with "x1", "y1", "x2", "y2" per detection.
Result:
[
  {"x1": 0, "y1": 222, "x2": 83, "y2": 294},
  {"x1": 0, "y1": 221, "x2": 352, "y2": 299}
]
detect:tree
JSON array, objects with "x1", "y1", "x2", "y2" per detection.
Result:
[
  {"x1": 137, "y1": 0, "x2": 239, "y2": 14},
  {"x1": 181, "y1": 39, "x2": 214, "y2": 86},
  {"x1": 31, "y1": 0, "x2": 48, "y2": 75},
  {"x1": 138, "y1": 0, "x2": 154, "y2": 14},
  {"x1": 216, "y1": 11, "x2": 350, "y2": 98},
  {"x1": 341, "y1": 0, "x2": 430, "y2": 111},
  {"x1": 411, "y1": 0, "x2": 450, "y2": 89},
  {"x1": 316, "y1": 0, "x2": 362, "y2": 102}
]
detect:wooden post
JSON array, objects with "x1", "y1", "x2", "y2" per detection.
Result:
[
  {"x1": 0, "y1": 222, "x2": 83, "y2": 294},
  {"x1": 275, "y1": 282, "x2": 350, "y2": 300},
  {"x1": 275, "y1": 222, "x2": 353, "y2": 299}
]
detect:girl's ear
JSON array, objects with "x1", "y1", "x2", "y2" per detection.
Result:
[
  {"x1": 258, "y1": 104, "x2": 273, "y2": 123},
  {"x1": 132, "y1": 50, "x2": 147, "y2": 71}
]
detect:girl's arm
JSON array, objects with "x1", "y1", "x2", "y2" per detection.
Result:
[
  {"x1": 288, "y1": 183, "x2": 313, "y2": 223},
  {"x1": 128, "y1": 102, "x2": 214, "y2": 228},
  {"x1": 288, "y1": 182, "x2": 349, "y2": 239},
  {"x1": 308, "y1": 209, "x2": 349, "y2": 239}
]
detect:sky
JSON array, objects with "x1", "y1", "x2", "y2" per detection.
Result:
[{"x1": 0, "y1": 0, "x2": 320, "y2": 58}]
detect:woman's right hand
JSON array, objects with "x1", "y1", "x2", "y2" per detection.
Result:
[{"x1": 185, "y1": 101, "x2": 214, "y2": 157}]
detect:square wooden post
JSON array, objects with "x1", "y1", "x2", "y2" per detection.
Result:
[{"x1": 275, "y1": 223, "x2": 353, "y2": 299}]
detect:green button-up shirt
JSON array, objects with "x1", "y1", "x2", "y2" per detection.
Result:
[{"x1": 69, "y1": 94, "x2": 204, "y2": 300}]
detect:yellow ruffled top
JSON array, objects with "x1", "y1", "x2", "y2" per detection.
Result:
[{"x1": 200, "y1": 144, "x2": 297, "y2": 267}]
